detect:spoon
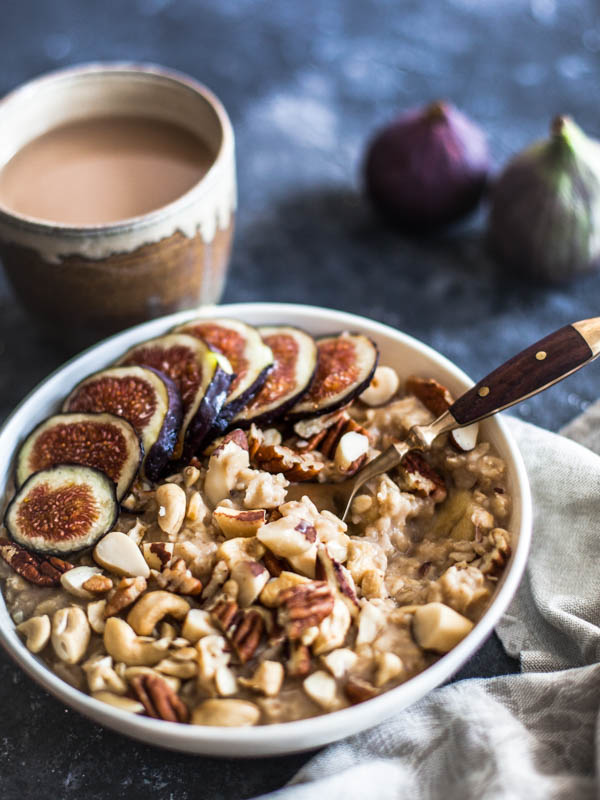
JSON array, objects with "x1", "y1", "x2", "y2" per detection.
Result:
[{"x1": 290, "y1": 317, "x2": 600, "y2": 521}]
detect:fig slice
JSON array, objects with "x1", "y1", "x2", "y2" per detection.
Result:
[
  {"x1": 286, "y1": 333, "x2": 379, "y2": 421},
  {"x1": 16, "y1": 412, "x2": 142, "y2": 501},
  {"x1": 233, "y1": 325, "x2": 318, "y2": 427},
  {"x1": 63, "y1": 366, "x2": 182, "y2": 482},
  {"x1": 5, "y1": 465, "x2": 119, "y2": 555},
  {"x1": 172, "y1": 318, "x2": 274, "y2": 425},
  {"x1": 117, "y1": 333, "x2": 233, "y2": 458}
]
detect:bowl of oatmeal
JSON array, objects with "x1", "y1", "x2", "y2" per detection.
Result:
[{"x1": 0, "y1": 303, "x2": 531, "y2": 756}]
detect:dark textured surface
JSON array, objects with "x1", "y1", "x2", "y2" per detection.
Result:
[{"x1": 0, "y1": 0, "x2": 599, "y2": 797}]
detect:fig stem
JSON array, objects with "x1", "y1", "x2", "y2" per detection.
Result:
[{"x1": 425, "y1": 100, "x2": 449, "y2": 122}]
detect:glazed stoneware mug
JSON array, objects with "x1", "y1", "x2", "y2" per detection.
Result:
[{"x1": 0, "y1": 63, "x2": 236, "y2": 345}]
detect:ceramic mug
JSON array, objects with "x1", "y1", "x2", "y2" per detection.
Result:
[{"x1": 0, "y1": 63, "x2": 236, "y2": 345}]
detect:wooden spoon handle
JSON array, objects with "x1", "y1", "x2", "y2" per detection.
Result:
[{"x1": 449, "y1": 318, "x2": 600, "y2": 426}]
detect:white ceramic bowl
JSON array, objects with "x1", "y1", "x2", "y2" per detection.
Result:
[{"x1": 0, "y1": 303, "x2": 531, "y2": 756}]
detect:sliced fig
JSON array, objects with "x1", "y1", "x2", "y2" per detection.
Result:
[
  {"x1": 63, "y1": 366, "x2": 182, "y2": 482},
  {"x1": 5, "y1": 465, "x2": 119, "y2": 555},
  {"x1": 16, "y1": 412, "x2": 142, "y2": 500},
  {"x1": 172, "y1": 318, "x2": 274, "y2": 424},
  {"x1": 117, "y1": 333, "x2": 233, "y2": 458},
  {"x1": 233, "y1": 325, "x2": 318, "y2": 427},
  {"x1": 286, "y1": 333, "x2": 379, "y2": 421}
]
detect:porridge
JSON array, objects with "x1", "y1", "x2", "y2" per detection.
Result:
[{"x1": 0, "y1": 319, "x2": 512, "y2": 727}]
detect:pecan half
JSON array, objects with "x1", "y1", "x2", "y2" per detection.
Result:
[
  {"x1": 262, "y1": 550, "x2": 286, "y2": 577},
  {"x1": 251, "y1": 443, "x2": 323, "y2": 482},
  {"x1": 130, "y1": 673, "x2": 189, "y2": 722},
  {"x1": 153, "y1": 558, "x2": 203, "y2": 596},
  {"x1": 211, "y1": 600, "x2": 265, "y2": 663},
  {"x1": 398, "y1": 452, "x2": 447, "y2": 503},
  {"x1": 0, "y1": 538, "x2": 73, "y2": 587},
  {"x1": 277, "y1": 581, "x2": 335, "y2": 640},
  {"x1": 206, "y1": 428, "x2": 250, "y2": 457},
  {"x1": 298, "y1": 412, "x2": 371, "y2": 459},
  {"x1": 104, "y1": 576, "x2": 147, "y2": 617},
  {"x1": 406, "y1": 376, "x2": 453, "y2": 417}
]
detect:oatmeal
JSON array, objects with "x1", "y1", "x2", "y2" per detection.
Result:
[{"x1": 0, "y1": 328, "x2": 512, "y2": 727}]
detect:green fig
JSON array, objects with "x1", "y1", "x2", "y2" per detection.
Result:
[{"x1": 488, "y1": 116, "x2": 600, "y2": 282}]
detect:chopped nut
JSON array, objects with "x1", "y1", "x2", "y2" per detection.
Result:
[
  {"x1": 251, "y1": 442, "x2": 324, "y2": 482},
  {"x1": 361, "y1": 569, "x2": 387, "y2": 599},
  {"x1": 303, "y1": 670, "x2": 342, "y2": 711},
  {"x1": 479, "y1": 528, "x2": 511, "y2": 576},
  {"x1": 130, "y1": 673, "x2": 189, "y2": 722},
  {"x1": 374, "y1": 652, "x2": 405, "y2": 687},
  {"x1": 317, "y1": 413, "x2": 371, "y2": 459},
  {"x1": 257, "y1": 517, "x2": 317, "y2": 577},
  {"x1": 196, "y1": 634, "x2": 230, "y2": 683},
  {"x1": 278, "y1": 581, "x2": 335, "y2": 640},
  {"x1": 316, "y1": 547, "x2": 359, "y2": 613},
  {"x1": 87, "y1": 600, "x2": 107, "y2": 634},
  {"x1": 286, "y1": 642, "x2": 312, "y2": 677},
  {"x1": 93, "y1": 692, "x2": 145, "y2": 714},
  {"x1": 81, "y1": 574, "x2": 114, "y2": 594},
  {"x1": 231, "y1": 560, "x2": 270, "y2": 607},
  {"x1": 345, "y1": 676, "x2": 378, "y2": 704},
  {"x1": 182, "y1": 609, "x2": 219, "y2": 643},
  {"x1": 406, "y1": 375, "x2": 453, "y2": 417},
  {"x1": 213, "y1": 506, "x2": 267, "y2": 539},
  {"x1": 412, "y1": 602, "x2": 473, "y2": 653},
  {"x1": 153, "y1": 558, "x2": 203, "y2": 596},
  {"x1": 214, "y1": 665, "x2": 238, "y2": 696},
  {"x1": 204, "y1": 438, "x2": 250, "y2": 507},
  {"x1": 60, "y1": 565, "x2": 106, "y2": 599},
  {"x1": 16, "y1": 614, "x2": 51, "y2": 653},
  {"x1": 156, "y1": 483, "x2": 187, "y2": 537},
  {"x1": 239, "y1": 661, "x2": 284, "y2": 697},
  {"x1": 320, "y1": 648, "x2": 358, "y2": 679},
  {"x1": 356, "y1": 601, "x2": 386, "y2": 645},
  {"x1": 94, "y1": 531, "x2": 150, "y2": 578},
  {"x1": 359, "y1": 366, "x2": 400, "y2": 407},
  {"x1": 155, "y1": 658, "x2": 198, "y2": 679},
  {"x1": 212, "y1": 600, "x2": 264, "y2": 663},
  {"x1": 217, "y1": 537, "x2": 265, "y2": 571},
  {"x1": 262, "y1": 550, "x2": 286, "y2": 577},
  {"x1": 334, "y1": 431, "x2": 369, "y2": 474},
  {"x1": 104, "y1": 576, "x2": 147, "y2": 618},
  {"x1": 312, "y1": 598, "x2": 352, "y2": 655},
  {"x1": 83, "y1": 654, "x2": 127, "y2": 695},
  {"x1": 183, "y1": 465, "x2": 200, "y2": 487},
  {"x1": 398, "y1": 452, "x2": 447, "y2": 503},
  {"x1": 126, "y1": 519, "x2": 148, "y2": 546},
  {"x1": 0, "y1": 538, "x2": 73, "y2": 587},
  {"x1": 191, "y1": 698, "x2": 260, "y2": 727},
  {"x1": 202, "y1": 559, "x2": 230, "y2": 600},
  {"x1": 142, "y1": 542, "x2": 174, "y2": 571},
  {"x1": 260, "y1": 571, "x2": 311, "y2": 608}
]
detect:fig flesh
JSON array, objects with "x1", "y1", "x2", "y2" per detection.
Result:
[
  {"x1": 286, "y1": 333, "x2": 379, "y2": 421},
  {"x1": 63, "y1": 365, "x2": 182, "y2": 482},
  {"x1": 488, "y1": 116, "x2": 600, "y2": 282},
  {"x1": 172, "y1": 318, "x2": 273, "y2": 433},
  {"x1": 5, "y1": 465, "x2": 119, "y2": 555},
  {"x1": 233, "y1": 325, "x2": 318, "y2": 427},
  {"x1": 364, "y1": 100, "x2": 489, "y2": 230},
  {"x1": 16, "y1": 412, "x2": 142, "y2": 501},
  {"x1": 117, "y1": 333, "x2": 233, "y2": 458}
]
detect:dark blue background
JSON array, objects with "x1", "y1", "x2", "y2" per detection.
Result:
[{"x1": 1, "y1": 1, "x2": 599, "y2": 797}]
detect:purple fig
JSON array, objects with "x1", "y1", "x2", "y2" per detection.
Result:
[
  {"x1": 364, "y1": 100, "x2": 489, "y2": 230},
  {"x1": 488, "y1": 116, "x2": 600, "y2": 282}
]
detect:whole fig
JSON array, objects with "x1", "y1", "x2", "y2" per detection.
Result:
[
  {"x1": 488, "y1": 116, "x2": 600, "y2": 282},
  {"x1": 363, "y1": 100, "x2": 489, "y2": 231}
]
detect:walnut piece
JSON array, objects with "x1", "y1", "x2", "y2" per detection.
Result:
[
  {"x1": 251, "y1": 443, "x2": 323, "y2": 482},
  {"x1": 104, "y1": 576, "x2": 147, "y2": 618},
  {"x1": 211, "y1": 600, "x2": 265, "y2": 663},
  {"x1": 153, "y1": 558, "x2": 203, "y2": 596}
]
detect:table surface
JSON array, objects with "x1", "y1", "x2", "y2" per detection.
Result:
[{"x1": 1, "y1": 1, "x2": 599, "y2": 797}]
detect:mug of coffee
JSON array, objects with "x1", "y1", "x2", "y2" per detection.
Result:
[{"x1": 0, "y1": 63, "x2": 236, "y2": 345}]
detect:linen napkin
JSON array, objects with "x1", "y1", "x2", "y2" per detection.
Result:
[{"x1": 256, "y1": 414, "x2": 600, "y2": 800}]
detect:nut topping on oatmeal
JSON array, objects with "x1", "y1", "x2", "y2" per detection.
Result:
[
  {"x1": 0, "y1": 321, "x2": 514, "y2": 728},
  {"x1": 130, "y1": 673, "x2": 190, "y2": 722},
  {"x1": 0, "y1": 538, "x2": 73, "y2": 587},
  {"x1": 278, "y1": 581, "x2": 335, "y2": 640}
]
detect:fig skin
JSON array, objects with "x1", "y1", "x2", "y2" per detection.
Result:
[
  {"x1": 488, "y1": 116, "x2": 600, "y2": 283},
  {"x1": 364, "y1": 100, "x2": 489, "y2": 231}
]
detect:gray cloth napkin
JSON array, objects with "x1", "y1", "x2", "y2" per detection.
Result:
[{"x1": 257, "y1": 415, "x2": 600, "y2": 800}]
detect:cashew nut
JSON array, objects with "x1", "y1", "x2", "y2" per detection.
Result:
[
  {"x1": 156, "y1": 483, "x2": 187, "y2": 536},
  {"x1": 155, "y1": 658, "x2": 198, "y2": 679},
  {"x1": 87, "y1": 600, "x2": 107, "y2": 634},
  {"x1": 92, "y1": 691, "x2": 145, "y2": 714},
  {"x1": 51, "y1": 606, "x2": 91, "y2": 664},
  {"x1": 103, "y1": 617, "x2": 170, "y2": 666},
  {"x1": 83, "y1": 654, "x2": 127, "y2": 694},
  {"x1": 126, "y1": 591, "x2": 190, "y2": 636},
  {"x1": 191, "y1": 698, "x2": 260, "y2": 727},
  {"x1": 303, "y1": 670, "x2": 343, "y2": 711},
  {"x1": 16, "y1": 614, "x2": 51, "y2": 653},
  {"x1": 239, "y1": 661, "x2": 284, "y2": 697}
]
